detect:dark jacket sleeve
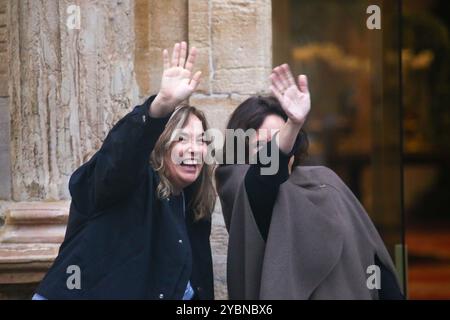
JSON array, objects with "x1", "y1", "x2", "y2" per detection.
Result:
[
  {"x1": 244, "y1": 140, "x2": 291, "y2": 241},
  {"x1": 68, "y1": 95, "x2": 171, "y2": 215}
]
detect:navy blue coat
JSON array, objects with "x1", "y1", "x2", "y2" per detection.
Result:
[{"x1": 36, "y1": 96, "x2": 214, "y2": 300}]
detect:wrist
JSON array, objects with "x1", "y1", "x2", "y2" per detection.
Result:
[
  {"x1": 150, "y1": 93, "x2": 175, "y2": 118},
  {"x1": 286, "y1": 118, "x2": 304, "y2": 131},
  {"x1": 276, "y1": 119, "x2": 304, "y2": 155}
]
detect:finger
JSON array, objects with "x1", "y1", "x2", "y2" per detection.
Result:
[
  {"x1": 171, "y1": 42, "x2": 180, "y2": 67},
  {"x1": 185, "y1": 47, "x2": 197, "y2": 72},
  {"x1": 282, "y1": 64, "x2": 296, "y2": 87},
  {"x1": 273, "y1": 66, "x2": 288, "y2": 91},
  {"x1": 277, "y1": 64, "x2": 292, "y2": 88},
  {"x1": 270, "y1": 85, "x2": 283, "y2": 103},
  {"x1": 298, "y1": 74, "x2": 309, "y2": 93},
  {"x1": 270, "y1": 73, "x2": 285, "y2": 93},
  {"x1": 189, "y1": 71, "x2": 202, "y2": 90},
  {"x1": 163, "y1": 49, "x2": 170, "y2": 70},
  {"x1": 179, "y1": 41, "x2": 187, "y2": 68}
]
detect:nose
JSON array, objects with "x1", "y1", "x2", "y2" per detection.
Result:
[{"x1": 186, "y1": 140, "x2": 204, "y2": 158}]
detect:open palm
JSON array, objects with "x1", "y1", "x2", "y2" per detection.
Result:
[
  {"x1": 159, "y1": 42, "x2": 202, "y2": 107},
  {"x1": 270, "y1": 64, "x2": 310, "y2": 125}
]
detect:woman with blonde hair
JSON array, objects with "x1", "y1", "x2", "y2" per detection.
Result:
[{"x1": 34, "y1": 42, "x2": 216, "y2": 300}]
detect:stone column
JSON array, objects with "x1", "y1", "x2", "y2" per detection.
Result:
[
  {"x1": 0, "y1": 0, "x2": 10, "y2": 202},
  {"x1": 0, "y1": 0, "x2": 138, "y2": 298},
  {"x1": 9, "y1": 0, "x2": 138, "y2": 202}
]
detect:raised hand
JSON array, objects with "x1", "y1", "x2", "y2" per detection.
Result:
[
  {"x1": 269, "y1": 64, "x2": 310, "y2": 126},
  {"x1": 150, "y1": 42, "x2": 202, "y2": 118}
]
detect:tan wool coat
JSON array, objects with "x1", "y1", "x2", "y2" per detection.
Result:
[{"x1": 215, "y1": 165, "x2": 401, "y2": 300}]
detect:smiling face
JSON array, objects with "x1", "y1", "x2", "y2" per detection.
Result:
[{"x1": 165, "y1": 114, "x2": 207, "y2": 193}]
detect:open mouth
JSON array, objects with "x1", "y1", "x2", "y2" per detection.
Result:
[{"x1": 180, "y1": 159, "x2": 201, "y2": 170}]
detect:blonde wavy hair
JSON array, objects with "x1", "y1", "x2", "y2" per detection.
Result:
[{"x1": 150, "y1": 106, "x2": 216, "y2": 221}]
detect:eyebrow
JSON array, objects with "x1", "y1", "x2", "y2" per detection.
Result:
[{"x1": 178, "y1": 130, "x2": 205, "y2": 138}]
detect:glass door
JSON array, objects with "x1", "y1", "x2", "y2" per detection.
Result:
[{"x1": 273, "y1": 0, "x2": 406, "y2": 294}]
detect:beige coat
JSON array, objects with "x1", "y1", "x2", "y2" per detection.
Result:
[{"x1": 215, "y1": 165, "x2": 401, "y2": 300}]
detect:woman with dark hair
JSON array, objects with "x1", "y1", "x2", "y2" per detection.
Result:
[
  {"x1": 215, "y1": 64, "x2": 404, "y2": 300},
  {"x1": 33, "y1": 42, "x2": 215, "y2": 300}
]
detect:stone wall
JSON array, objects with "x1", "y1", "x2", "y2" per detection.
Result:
[
  {"x1": 135, "y1": 0, "x2": 189, "y2": 97},
  {"x1": 134, "y1": 0, "x2": 272, "y2": 131},
  {"x1": 188, "y1": 0, "x2": 271, "y2": 131},
  {"x1": 0, "y1": 0, "x2": 273, "y2": 300}
]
